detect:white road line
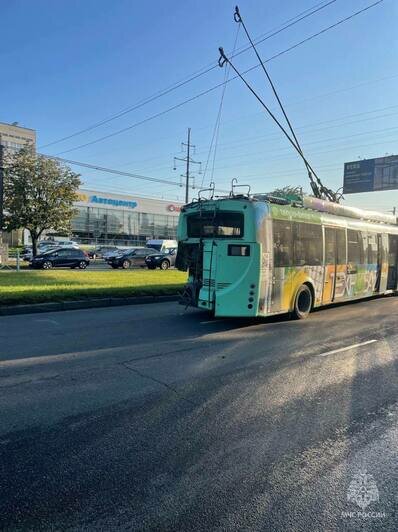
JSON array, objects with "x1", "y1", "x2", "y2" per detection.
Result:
[
  {"x1": 319, "y1": 339, "x2": 378, "y2": 357},
  {"x1": 200, "y1": 319, "x2": 228, "y2": 325}
]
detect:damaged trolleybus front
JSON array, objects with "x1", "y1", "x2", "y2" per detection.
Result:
[{"x1": 176, "y1": 198, "x2": 266, "y2": 317}]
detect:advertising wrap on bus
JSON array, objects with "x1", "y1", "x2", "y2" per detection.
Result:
[{"x1": 176, "y1": 196, "x2": 398, "y2": 319}]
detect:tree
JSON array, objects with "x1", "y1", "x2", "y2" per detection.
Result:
[{"x1": 3, "y1": 147, "x2": 81, "y2": 257}]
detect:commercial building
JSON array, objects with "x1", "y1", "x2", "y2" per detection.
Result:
[
  {"x1": 0, "y1": 122, "x2": 184, "y2": 246},
  {"x1": 70, "y1": 190, "x2": 183, "y2": 245}
]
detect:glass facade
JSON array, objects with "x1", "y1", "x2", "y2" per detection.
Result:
[{"x1": 71, "y1": 205, "x2": 179, "y2": 245}]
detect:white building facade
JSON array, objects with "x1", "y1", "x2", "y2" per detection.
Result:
[{"x1": 71, "y1": 190, "x2": 183, "y2": 245}]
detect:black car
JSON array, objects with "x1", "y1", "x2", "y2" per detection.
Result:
[
  {"x1": 145, "y1": 248, "x2": 177, "y2": 270},
  {"x1": 30, "y1": 247, "x2": 90, "y2": 269},
  {"x1": 108, "y1": 248, "x2": 158, "y2": 269},
  {"x1": 88, "y1": 246, "x2": 119, "y2": 259}
]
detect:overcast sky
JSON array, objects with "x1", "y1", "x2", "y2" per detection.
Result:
[{"x1": 1, "y1": 0, "x2": 397, "y2": 211}]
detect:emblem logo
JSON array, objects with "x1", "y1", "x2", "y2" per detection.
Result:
[
  {"x1": 347, "y1": 470, "x2": 379, "y2": 510},
  {"x1": 167, "y1": 204, "x2": 181, "y2": 212}
]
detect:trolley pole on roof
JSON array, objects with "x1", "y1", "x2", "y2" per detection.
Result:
[{"x1": 173, "y1": 128, "x2": 202, "y2": 204}]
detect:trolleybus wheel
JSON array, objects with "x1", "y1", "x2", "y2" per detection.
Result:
[{"x1": 293, "y1": 284, "x2": 313, "y2": 319}]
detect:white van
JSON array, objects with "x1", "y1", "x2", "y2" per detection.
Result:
[{"x1": 146, "y1": 239, "x2": 177, "y2": 253}]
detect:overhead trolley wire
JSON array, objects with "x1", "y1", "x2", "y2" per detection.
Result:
[
  {"x1": 54, "y1": 1, "x2": 384, "y2": 157},
  {"x1": 229, "y1": 5, "x2": 332, "y2": 200},
  {"x1": 201, "y1": 24, "x2": 241, "y2": 188},
  {"x1": 39, "y1": 153, "x2": 229, "y2": 193},
  {"x1": 216, "y1": 1, "x2": 384, "y2": 201},
  {"x1": 40, "y1": 0, "x2": 339, "y2": 150}
]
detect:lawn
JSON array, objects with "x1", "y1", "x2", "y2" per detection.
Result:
[{"x1": 0, "y1": 269, "x2": 187, "y2": 305}]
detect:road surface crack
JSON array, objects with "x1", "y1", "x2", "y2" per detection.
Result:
[{"x1": 120, "y1": 362, "x2": 200, "y2": 407}]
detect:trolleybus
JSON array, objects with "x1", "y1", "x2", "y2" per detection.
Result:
[{"x1": 176, "y1": 192, "x2": 398, "y2": 318}]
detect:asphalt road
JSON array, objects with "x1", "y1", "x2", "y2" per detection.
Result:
[{"x1": 0, "y1": 296, "x2": 397, "y2": 531}]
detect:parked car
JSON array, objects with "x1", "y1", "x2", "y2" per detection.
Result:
[
  {"x1": 88, "y1": 246, "x2": 119, "y2": 259},
  {"x1": 22, "y1": 240, "x2": 78, "y2": 261},
  {"x1": 29, "y1": 247, "x2": 90, "y2": 269},
  {"x1": 103, "y1": 248, "x2": 124, "y2": 261},
  {"x1": 146, "y1": 239, "x2": 178, "y2": 252},
  {"x1": 108, "y1": 248, "x2": 158, "y2": 269},
  {"x1": 51, "y1": 240, "x2": 79, "y2": 248},
  {"x1": 145, "y1": 248, "x2": 177, "y2": 270},
  {"x1": 22, "y1": 242, "x2": 57, "y2": 261}
]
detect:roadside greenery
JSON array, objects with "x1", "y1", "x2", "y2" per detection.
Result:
[
  {"x1": 0, "y1": 270, "x2": 187, "y2": 305},
  {"x1": 3, "y1": 147, "x2": 81, "y2": 257}
]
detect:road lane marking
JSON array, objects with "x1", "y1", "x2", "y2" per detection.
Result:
[
  {"x1": 200, "y1": 319, "x2": 229, "y2": 325},
  {"x1": 319, "y1": 339, "x2": 378, "y2": 357}
]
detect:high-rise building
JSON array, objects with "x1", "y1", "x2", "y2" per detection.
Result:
[{"x1": 0, "y1": 121, "x2": 36, "y2": 152}]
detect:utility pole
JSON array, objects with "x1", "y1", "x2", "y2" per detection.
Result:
[
  {"x1": 173, "y1": 128, "x2": 202, "y2": 204},
  {"x1": 185, "y1": 128, "x2": 191, "y2": 204}
]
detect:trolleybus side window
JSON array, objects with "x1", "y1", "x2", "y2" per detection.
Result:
[
  {"x1": 187, "y1": 212, "x2": 244, "y2": 238},
  {"x1": 348, "y1": 230, "x2": 365, "y2": 264},
  {"x1": 325, "y1": 231, "x2": 335, "y2": 264},
  {"x1": 273, "y1": 220, "x2": 292, "y2": 267},
  {"x1": 336, "y1": 229, "x2": 347, "y2": 264},
  {"x1": 367, "y1": 233, "x2": 378, "y2": 264},
  {"x1": 292, "y1": 222, "x2": 322, "y2": 266}
]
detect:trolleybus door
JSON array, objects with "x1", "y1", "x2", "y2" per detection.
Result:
[
  {"x1": 387, "y1": 235, "x2": 398, "y2": 290},
  {"x1": 374, "y1": 234, "x2": 383, "y2": 292},
  {"x1": 322, "y1": 227, "x2": 347, "y2": 304}
]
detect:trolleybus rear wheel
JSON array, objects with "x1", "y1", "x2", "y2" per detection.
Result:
[{"x1": 293, "y1": 284, "x2": 313, "y2": 319}]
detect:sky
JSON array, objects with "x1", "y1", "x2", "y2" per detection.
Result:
[{"x1": 1, "y1": 0, "x2": 397, "y2": 211}]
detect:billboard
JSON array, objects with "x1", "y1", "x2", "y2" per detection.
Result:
[{"x1": 343, "y1": 155, "x2": 398, "y2": 194}]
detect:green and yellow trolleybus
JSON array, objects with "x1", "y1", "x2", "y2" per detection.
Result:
[{"x1": 176, "y1": 192, "x2": 398, "y2": 318}]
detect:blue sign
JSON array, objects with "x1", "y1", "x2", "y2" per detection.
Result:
[
  {"x1": 90, "y1": 195, "x2": 137, "y2": 209},
  {"x1": 344, "y1": 155, "x2": 398, "y2": 194}
]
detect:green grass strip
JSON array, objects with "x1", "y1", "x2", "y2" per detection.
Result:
[{"x1": 0, "y1": 269, "x2": 187, "y2": 305}]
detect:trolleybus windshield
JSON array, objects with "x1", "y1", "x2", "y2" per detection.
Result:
[{"x1": 187, "y1": 212, "x2": 244, "y2": 238}]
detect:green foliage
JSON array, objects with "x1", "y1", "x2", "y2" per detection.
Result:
[
  {"x1": 270, "y1": 186, "x2": 303, "y2": 202},
  {"x1": 0, "y1": 269, "x2": 187, "y2": 305},
  {"x1": 3, "y1": 147, "x2": 81, "y2": 255}
]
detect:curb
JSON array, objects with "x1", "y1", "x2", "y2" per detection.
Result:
[{"x1": 0, "y1": 294, "x2": 180, "y2": 316}]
